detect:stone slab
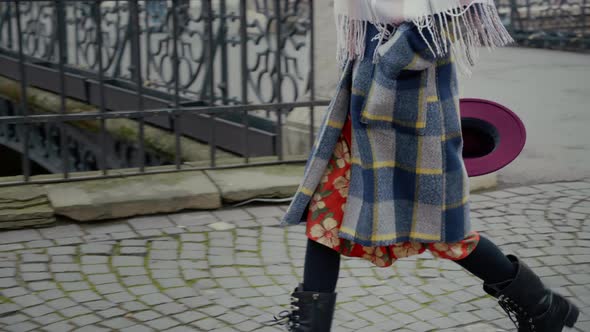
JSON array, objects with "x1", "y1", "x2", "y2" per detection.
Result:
[
  {"x1": 0, "y1": 196, "x2": 50, "y2": 210},
  {"x1": 45, "y1": 171, "x2": 221, "y2": 221},
  {"x1": 0, "y1": 203, "x2": 54, "y2": 222},
  {"x1": 0, "y1": 185, "x2": 47, "y2": 202},
  {"x1": 205, "y1": 165, "x2": 304, "y2": 203},
  {"x1": 0, "y1": 217, "x2": 56, "y2": 230}
]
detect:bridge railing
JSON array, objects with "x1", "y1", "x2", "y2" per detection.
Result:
[
  {"x1": 496, "y1": 0, "x2": 590, "y2": 51},
  {"x1": 0, "y1": 0, "x2": 327, "y2": 186}
]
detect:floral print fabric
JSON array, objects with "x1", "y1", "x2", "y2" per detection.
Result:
[{"x1": 306, "y1": 115, "x2": 480, "y2": 267}]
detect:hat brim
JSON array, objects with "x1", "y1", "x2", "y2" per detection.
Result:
[{"x1": 460, "y1": 98, "x2": 527, "y2": 177}]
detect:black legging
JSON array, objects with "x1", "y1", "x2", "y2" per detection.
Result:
[{"x1": 303, "y1": 235, "x2": 515, "y2": 293}]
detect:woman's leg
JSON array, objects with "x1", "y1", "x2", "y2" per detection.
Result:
[
  {"x1": 269, "y1": 239, "x2": 339, "y2": 331},
  {"x1": 453, "y1": 235, "x2": 515, "y2": 285},
  {"x1": 451, "y1": 235, "x2": 579, "y2": 331},
  {"x1": 303, "y1": 238, "x2": 341, "y2": 293}
]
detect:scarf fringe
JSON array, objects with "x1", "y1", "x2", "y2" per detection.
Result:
[{"x1": 335, "y1": 1, "x2": 514, "y2": 76}]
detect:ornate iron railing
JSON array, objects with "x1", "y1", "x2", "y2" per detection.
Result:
[
  {"x1": 496, "y1": 0, "x2": 590, "y2": 51},
  {"x1": 0, "y1": 0, "x2": 325, "y2": 186},
  {"x1": 0, "y1": 0, "x2": 313, "y2": 104}
]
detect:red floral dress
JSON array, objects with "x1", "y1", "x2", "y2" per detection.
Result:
[{"x1": 306, "y1": 115, "x2": 480, "y2": 267}]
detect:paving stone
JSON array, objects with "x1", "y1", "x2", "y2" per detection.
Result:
[
  {"x1": 0, "y1": 303, "x2": 19, "y2": 315},
  {"x1": 11, "y1": 294, "x2": 43, "y2": 307},
  {"x1": 97, "y1": 307, "x2": 127, "y2": 319},
  {"x1": 61, "y1": 306, "x2": 93, "y2": 318},
  {"x1": 0, "y1": 229, "x2": 42, "y2": 244},
  {"x1": 119, "y1": 301, "x2": 148, "y2": 313},
  {"x1": 51, "y1": 255, "x2": 76, "y2": 263},
  {"x1": 117, "y1": 267, "x2": 148, "y2": 276},
  {"x1": 0, "y1": 244, "x2": 24, "y2": 251},
  {"x1": 153, "y1": 302, "x2": 187, "y2": 315},
  {"x1": 171, "y1": 310, "x2": 205, "y2": 324},
  {"x1": 112, "y1": 256, "x2": 145, "y2": 267},
  {"x1": 130, "y1": 285, "x2": 159, "y2": 296},
  {"x1": 67, "y1": 290, "x2": 101, "y2": 303},
  {"x1": 140, "y1": 293, "x2": 173, "y2": 305},
  {"x1": 21, "y1": 272, "x2": 52, "y2": 282},
  {"x1": 105, "y1": 292, "x2": 135, "y2": 303},
  {"x1": 47, "y1": 297, "x2": 77, "y2": 310},
  {"x1": 127, "y1": 216, "x2": 175, "y2": 230},
  {"x1": 119, "y1": 325, "x2": 156, "y2": 332},
  {"x1": 101, "y1": 317, "x2": 136, "y2": 329},
  {"x1": 47, "y1": 246, "x2": 77, "y2": 255},
  {"x1": 21, "y1": 304, "x2": 53, "y2": 317},
  {"x1": 157, "y1": 278, "x2": 186, "y2": 288},
  {"x1": 80, "y1": 255, "x2": 109, "y2": 264},
  {"x1": 164, "y1": 287, "x2": 198, "y2": 299},
  {"x1": 0, "y1": 277, "x2": 17, "y2": 288},
  {"x1": 55, "y1": 237, "x2": 84, "y2": 246},
  {"x1": 121, "y1": 247, "x2": 148, "y2": 255},
  {"x1": 149, "y1": 250, "x2": 177, "y2": 260},
  {"x1": 144, "y1": 317, "x2": 180, "y2": 330},
  {"x1": 81, "y1": 264, "x2": 110, "y2": 274},
  {"x1": 70, "y1": 314, "x2": 102, "y2": 327},
  {"x1": 1, "y1": 314, "x2": 30, "y2": 329},
  {"x1": 448, "y1": 312, "x2": 481, "y2": 325},
  {"x1": 88, "y1": 274, "x2": 118, "y2": 285},
  {"x1": 1, "y1": 287, "x2": 28, "y2": 298},
  {"x1": 79, "y1": 244, "x2": 113, "y2": 255},
  {"x1": 32, "y1": 313, "x2": 63, "y2": 325},
  {"x1": 4, "y1": 321, "x2": 41, "y2": 332},
  {"x1": 191, "y1": 317, "x2": 226, "y2": 330},
  {"x1": 122, "y1": 276, "x2": 152, "y2": 286},
  {"x1": 84, "y1": 300, "x2": 115, "y2": 311}
]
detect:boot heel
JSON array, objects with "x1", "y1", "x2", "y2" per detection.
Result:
[{"x1": 565, "y1": 303, "x2": 579, "y2": 327}]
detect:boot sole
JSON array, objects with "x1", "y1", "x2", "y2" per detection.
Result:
[{"x1": 565, "y1": 302, "x2": 580, "y2": 328}]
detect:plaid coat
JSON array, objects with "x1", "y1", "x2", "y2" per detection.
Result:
[{"x1": 282, "y1": 23, "x2": 471, "y2": 246}]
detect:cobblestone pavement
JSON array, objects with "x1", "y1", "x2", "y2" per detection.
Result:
[{"x1": 0, "y1": 180, "x2": 589, "y2": 332}]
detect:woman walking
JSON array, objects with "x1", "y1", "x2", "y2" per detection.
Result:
[{"x1": 274, "y1": 0, "x2": 580, "y2": 331}]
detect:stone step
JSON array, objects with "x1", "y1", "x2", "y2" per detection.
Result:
[
  {"x1": 0, "y1": 196, "x2": 50, "y2": 210},
  {"x1": 0, "y1": 184, "x2": 56, "y2": 230},
  {"x1": 45, "y1": 171, "x2": 222, "y2": 222},
  {"x1": 0, "y1": 185, "x2": 47, "y2": 202},
  {"x1": 0, "y1": 203, "x2": 54, "y2": 222},
  {"x1": 0, "y1": 216, "x2": 56, "y2": 230}
]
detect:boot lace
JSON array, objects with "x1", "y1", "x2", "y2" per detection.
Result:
[
  {"x1": 498, "y1": 295, "x2": 536, "y2": 331},
  {"x1": 265, "y1": 296, "x2": 301, "y2": 331}
]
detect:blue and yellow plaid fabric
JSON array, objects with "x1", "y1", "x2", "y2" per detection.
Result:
[{"x1": 282, "y1": 23, "x2": 471, "y2": 246}]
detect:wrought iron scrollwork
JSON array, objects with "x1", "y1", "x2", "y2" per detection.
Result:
[{"x1": 0, "y1": 0, "x2": 313, "y2": 105}]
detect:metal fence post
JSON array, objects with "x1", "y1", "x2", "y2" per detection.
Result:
[
  {"x1": 274, "y1": 0, "x2": 283, "y2": 161},
  {"x1": 239, "y1": 0, "x2": 250, "y2": 163},
  {"x1": 172, "y1": 0, "x2": 182, "y2": 169},
  {"x1": 14, "y1": 0, "x2": 30, "y2": 181},
  {"x1": 129, "y1": 0, "x2": 146, "y2": 172},
  {"x1": 55, "y1": 0, "x2": 69, "y2": 178},
  {"x1": 204, "y1": 0, "x2": 217, "y2": 168},
  {"x1": 94, "y1": 0, "x2": 108, "y2": 175}
]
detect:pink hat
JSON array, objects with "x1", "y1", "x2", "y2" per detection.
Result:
[{"x1": 460, "y1": 98, "x2": 527, "y2": 177}]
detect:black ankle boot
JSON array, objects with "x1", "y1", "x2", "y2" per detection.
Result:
[
  {"x1": 484, "y1": 255, "x2": 579, "y2": 332},
  {"x1": 269, "y1": 284, "x2": 337, "y2": 331}
]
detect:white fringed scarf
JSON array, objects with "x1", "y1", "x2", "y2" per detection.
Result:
[{"x1": 334, "y1": 0, "x2": 514, "y2": 75}]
